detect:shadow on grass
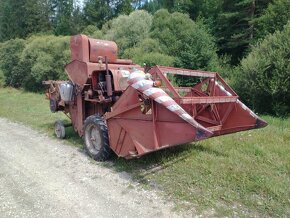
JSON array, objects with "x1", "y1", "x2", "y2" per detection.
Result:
[
  {"x1": 109, "y1": 142, "x2": 228, "y2": 184},
  {"x1": 65, "y1": 127, "x2": 83, "y2": 147}
]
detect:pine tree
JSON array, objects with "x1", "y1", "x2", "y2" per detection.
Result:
[
  {"x1": 255, "y1": 0, "x2": 290, "y2": 40},
  {"x1": 52, "y1": 0, "x2": 75, "y2": 35},
  {"x1": 23, "y1": 0, "x2": 52, "y2": 36},
  {"x1": 0, "y1": 0, "x2": 23, "y2": 41},
  {"x1": 71, "y1": 6, "x2": 86, "y2": 34},
  {"x1": 83, "y1": 0, "x2": 113, "y2": 28},
  {"x1": 0, "y1": 0, "x2": 51, "y2": 41},
  {"x1": 214, "y1": 0, "x2": 272, "y2": 64},
  {"x1": 115, "y1": 0, "x2": 133, "y2": 15}
]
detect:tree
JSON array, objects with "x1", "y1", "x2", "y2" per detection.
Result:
[
  {"x1": 71, "y1": 5, "x2": 86, "y2": 34},
  {"x1": 214, "y1": 0, "x2": 272, "y2": 64},
  {"x1": 104, "y1": 10, "x2": 152, "y2": 55},
  {"x1": 82, "y1": 25, "x2": 104, "y2": 38},
  {"x1": 115, "y1": 0, "x2": 134, "y2": 15},
  {"x1": 151, "y1": 9, "x2": 219, "y2": 71},
  {"x1": 142, "y1": 0, "x2": 162, "y2": 13},
  {"x1": 123, "y1": 38, "x2": 174, "y2": 66},
  {"x1": 0, "y1": 0, "x2": 51, "y2": 41},
  {"x1": 83, "y1": 0, "x2": 113, "y2": 28},
  {"x1": 19, "y1": 35, "x2": 70, "y2": 91},
  {"x1": 0, "y1": 39, "x2": 26, "y2": 87},
  {"x1": 0, "y1": 0, "x2": 23, "y2": 41},
  {"x1": 52, "y1": 0, "x2": 75, "y2": 35},
  {"x1": 255, "y1": 0, "x2": 290, "y2": 41},
  {"x1": 0, "y1": 35, "x2": 71, "y2": 91},
  {"x1": 233, "y1": 22, "x2": 290, "y2": 116},
  {"x1": 23, "y1": 0, "x2": 52, "y2": 36}
]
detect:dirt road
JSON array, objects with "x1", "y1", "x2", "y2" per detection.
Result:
[{"x1": 0, "y1": 118, "x2": 182, "y2": 218}]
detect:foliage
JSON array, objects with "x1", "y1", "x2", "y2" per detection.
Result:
[
  {"x1": 52, "y1": 0, "x2": 75, "y2": 35},
  {"x1": 83, "y1": 0, "x2": 114, "y2": 28},
  {"x1": 214, "y1": 0, "x2": 271, "y2": 64},
  {"x1": 115, "y1": 0, "x2": 134, "y2": 15},
  {"x1": 71, "y1": 6, "x2": 87, "y2": 34},
  {"x1": 0, "y1": 35, "x2": 70, "y2": 91},
  {"x1": 0, "y1": 70, "x2": 4, "y2": 87},
  {"x1": 151, "y1": 9, "x2": 219, "y2": 71},
  {"x1": 19, "y1": 35, "x2": 70, "y2": 91},
  {"x1": 123, "y1": 38, "x2": 174, "y2": 66},
  {"x1": 0, "y1": 43, "x2": 5, "y2": 87},
  {"x1": 255, "y1": 0, "x2": 290, "y2": 41},
  {"x1": 142, "y1": 0, "x2": 271, "y2": 64},
  {"x1": 0, "y1": 0, "x2": 52, "y2": 42},
  {"x1": 233, "y1": 22, "x2": 290, "y2": 116},
  {"x1": 104, "y1": 10, "x2": 153, "y2": 56},
  {"x1": 0, "y1": 39, "x2": 26, "y2": 88},
  {"x1": 82, "y1": 25, "x2": 104, "y2": 39}
]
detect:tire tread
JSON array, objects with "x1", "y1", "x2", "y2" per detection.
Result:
[{"x1": 83, "y1": 115, "x2": 112, "y2": 161}]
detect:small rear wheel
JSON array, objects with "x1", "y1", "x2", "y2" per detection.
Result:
[
  {"x1": 55, "y1": 120, "x2": 65, "y2": 139},
  {"x1": 83, "y1": 115, "x2": 112, "y2": 161}
]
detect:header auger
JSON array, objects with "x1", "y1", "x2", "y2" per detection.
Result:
[{"x1": 44, "y1": 34, "x2": 267, "y2": 161}]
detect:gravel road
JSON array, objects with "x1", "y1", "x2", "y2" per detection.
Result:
[{"x1": 0, "y1": 118, "x2": 183, "y2": 218}]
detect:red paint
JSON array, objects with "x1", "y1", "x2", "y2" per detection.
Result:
[{"x1": 44, "y1": 35, "x2": 267, "y2": 159}]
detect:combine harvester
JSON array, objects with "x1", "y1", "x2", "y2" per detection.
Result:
[{"x1": 44, "y1": 35, "x2": 267, "y2": 161}]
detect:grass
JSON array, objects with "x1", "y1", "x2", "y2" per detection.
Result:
[
  {"x1": 0, "y1": 87, "x2": 289, "y2": 217},
  {"x1": 0, "y1": 87, "x2": 82, "y2": 146}
]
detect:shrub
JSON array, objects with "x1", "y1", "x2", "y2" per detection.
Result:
[
  {"x1": 0, "y1": 43, "x2": 4, "y2": 87},
  {"x1": 123, "y1": 38, "x2": 174, "y2": 67},
  {"x1": 0, "y1": 38, "x2": 25, "y2": 87},
  {"x1": 19, "y1": 35, "x2": 70, "y2": 91},
  {"x1": 82, "y1": 25, "x2": 103, "y2": 39},
  {"x1": 255, "y1": 0, "x2": 290, "y2": 41},
  {"x1": 151, "y1": 9, "x2": 219, "y2": 71},
  {"x1": 233, "y1": 22, "x2": 290, "y2": 116}
]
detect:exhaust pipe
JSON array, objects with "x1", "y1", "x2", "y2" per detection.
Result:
[{"x1": 105, "y1": 56, "x2": 113, "y2": 97}]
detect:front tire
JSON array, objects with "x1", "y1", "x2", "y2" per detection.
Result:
[{"x1": 83, "y1": 115, "x2": 112, "y2": 161}]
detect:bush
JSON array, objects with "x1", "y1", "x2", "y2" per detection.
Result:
[
  {"x1": 255, "y1": 0, "x2": 290, "y2": 41},
  {"x1": 123, "y1": 38, "x2": 174, "y2": 67},
  {"x1": 0, "y1": 43, "x2": 4, "y2": 87},
  {"x1": 19, "y1": 35, "x2": 70, "y2": 91},
  {"x1": 104, "y1": 10, "x2": 153, "y2": 56},
  {"x1": 82, "y1": 25, "x2": 103, "y2": 39},
  {"x1": 233, "y1": 22, "x2": 290, "y2": 116},
  {"x1": 151, "y1": 9, "x2": 219, "y2": 71},
  {"x1": 0, "y1": 38, "x2": 25, "y2": 87},
  {"x1": 0, "y1": 70, "x2": 3, "y2": 87},
  {"x1": 0, "y1": 35, "x2": 70, "y2": 91}
]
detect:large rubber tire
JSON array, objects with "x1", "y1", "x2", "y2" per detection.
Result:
[
  {"x1": 54, "y1": 120, "x2": 65, "y2": 139},
  {"x1": 83, "y1": 115, "x2": 112, "y2": 161}
]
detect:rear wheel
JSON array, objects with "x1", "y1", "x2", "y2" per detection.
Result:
[
  {"x1": 54, "y1": 120, "x2": 65, "y2": 139},
  {"x1": 83, "y1": 115, "x2": 112, "y2": 161}
]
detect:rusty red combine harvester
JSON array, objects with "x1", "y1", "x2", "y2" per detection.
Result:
[{"x1": 44, "y1": 35, "x2": 267, "y2": 161}]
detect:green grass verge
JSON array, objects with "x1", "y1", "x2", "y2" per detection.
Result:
[
  {"x1": 0, "y1": 87, "x2": 289, "y2": 217},
  {"x1": 0, "y1": 87, "x2": 82, "y2": 146}
]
